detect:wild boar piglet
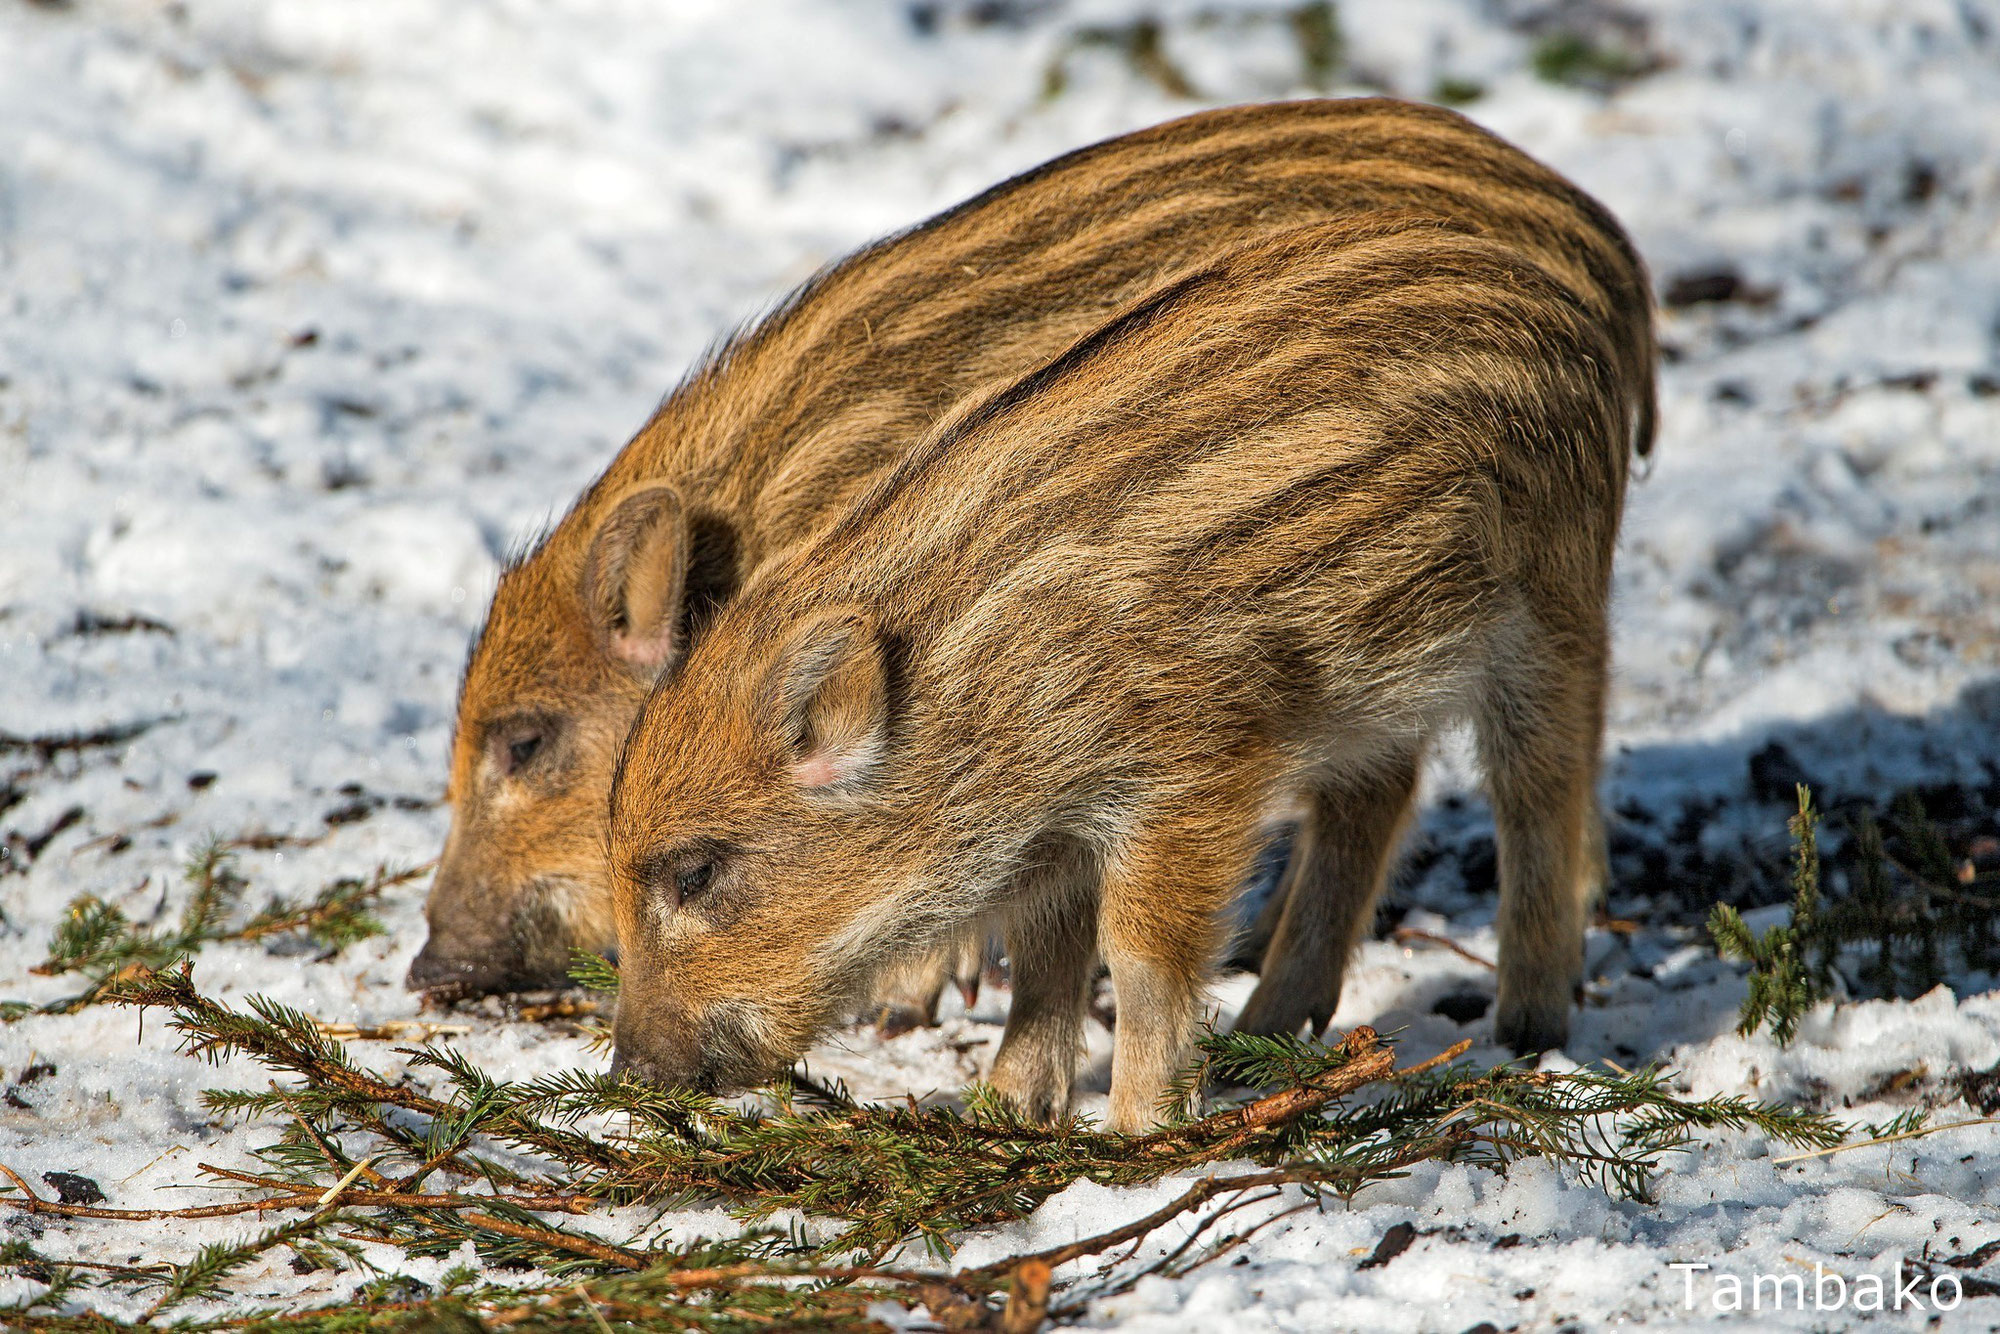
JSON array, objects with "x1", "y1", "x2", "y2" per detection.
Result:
[
  {"x1": 413, "y1": 97, "x2": 1654, "y2": 1015},
  {"x1": 607, "y1": 214, "x2": 1646, "y2": 1130}
]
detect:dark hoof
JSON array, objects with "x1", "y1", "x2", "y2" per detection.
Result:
[{"x1": 1494, "y1": 1007, "x2": 1570, "y2": 1057}]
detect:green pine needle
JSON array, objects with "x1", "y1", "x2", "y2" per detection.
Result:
[
  {"x1": 1710, "y1": 784, "x2": 1828, "y2": 1046},
  {"x1": 7, "y1": 847, "x2": 424, "y2": 1022}
]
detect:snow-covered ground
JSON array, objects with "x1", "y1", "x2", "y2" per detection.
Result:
[{"x1": 5, "y1": 0, "x2": 2000, "y2": 1327}]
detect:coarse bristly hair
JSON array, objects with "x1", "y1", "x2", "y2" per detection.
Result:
[
  {"x1": 609, "y1": 212, "x2": 1645, "y2": 1132},
  {"x1": 417, "y1": 98, "x2": 1655, "y2": 1044}
]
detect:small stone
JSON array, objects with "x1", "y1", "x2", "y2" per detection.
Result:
[{"x1": 42, "y1": 1171, "x2": 104, "y2": 1205}]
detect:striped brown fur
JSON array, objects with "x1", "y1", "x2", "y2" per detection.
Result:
[
  {"x1": 416, "y1": 100, "x2": 1656, "y2": 1031},
  {"x1": 607, "y1": 215, "x2": 1640, "y2": 1129}
]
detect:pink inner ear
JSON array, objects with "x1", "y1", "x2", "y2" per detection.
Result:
[
  {"x1": 612, "y1": 625, "x2": 676, "y2": 670},
  {"x1": 791, "y1": 753, "x2": 840, "y2": 788}
]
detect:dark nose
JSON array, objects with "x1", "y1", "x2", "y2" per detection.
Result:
[
  {"x1": 609, "y1": 1046, "x2": 663, "y2": 1084},
  {"x1": 405, "y1": 946, "x2": 454, "y2": 992},
  {"x1": 609, "y1": 1039, "x2": 707, "y2": 1090},
  {"x1": 404, "y1": 945, "x2": 494, "y2": 999}
]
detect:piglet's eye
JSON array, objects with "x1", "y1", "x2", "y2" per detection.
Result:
[
  {"x1": 507, "y1": 735, "x2": 543, "y2": 771},
  {"x1": 675, "y1": 862, "x2": 714, "y2": 900}
]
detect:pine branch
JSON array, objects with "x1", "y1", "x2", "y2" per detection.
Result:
[
  {"x1": 5, "y1": 953, "x2": 1851, "y2": 1328},
  {"x1": 88, "y1": 973, "x2": 1842, "y2": 1247}
]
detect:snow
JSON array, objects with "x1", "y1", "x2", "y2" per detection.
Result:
[{"x1": 4, "y1": 0, "x2": 2000, "y2": 1327}]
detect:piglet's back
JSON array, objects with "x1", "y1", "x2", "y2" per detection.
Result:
[
  {"x1": 599, "y1": 96, "x2": 1651, "y2": 529},
  {"x1": 738, "y1": 218, "x2": 1628, "y2": 751}
]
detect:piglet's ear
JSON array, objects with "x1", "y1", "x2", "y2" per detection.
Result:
[
  {"x1": 581, "y1": 484, "x2": 688, "y2": 675},
  {"x1": 767, "y1": 607, "x2": 888, "y2": 791}
]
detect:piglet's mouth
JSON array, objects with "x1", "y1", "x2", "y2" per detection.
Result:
[
  {"x1": 407, "y1": 881, "x2": 604, "y2": 1002},
  {"x1": 406, "y1": 954, "x2": 571, "y2": 1004},
  {"x1": 608, "y1": 1048, "x2": 721, "y2": 1094},
  {"x1": 405, "y1": 950, "x2": 486, "y2": 1003},
  {"x1": 609, "y1": 1006, "x2": 789, "y2": 1096},
  {"x1": 413, "y1": 979, "x2": 479, "y2": 1008}
]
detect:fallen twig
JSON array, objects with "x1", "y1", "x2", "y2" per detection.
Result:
[
  {"x1": 0, "y1": 1160, "x2": 597, "y2": 1221},
  {"x1": 311, "y1": 1019, "x2": 469, "y2": 1042},
  {"x1": 1392, "y1": 927, "x2": 1497, "y2": 970},
  {"x1": 1772, "y1": 1115, "x2": 2000, "y2": 1165},
  {"x1": 969, "y1": 1167, "x2": 1342, "y2": 1280}
]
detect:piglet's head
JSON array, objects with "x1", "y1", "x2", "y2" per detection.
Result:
[
  {"x1": 607, "y1": 605, "x2": 910, "y2": 1092},
  {"x1": 412, "y1": 482, "x2": 702, "y2": 1001}
]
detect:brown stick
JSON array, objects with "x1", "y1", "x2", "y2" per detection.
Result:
[
  {"x1": 1149, "y1": 1028, "x2": 1407, "y2": 1158},
  {"x1": 1400, "y1": 1038, "x2": 1475, "y2": 1078},
  {"x1": 277, "y1": 1095, "x2": 394, "y2": 1188},
  {"x1": 1000, "y1": 1258, "x2": 1052, "y2": 1333},
  {"x1": 313, "y1": 1019, "x2": 470, "y2": 1042},
  {"x1": 198, "y1": 1162, "x2": 306, "y2": 1191},
  {"x1": 0, "y1": 1161, "x2": 292, "y2": 1221},
  {"x1": 375, "y1": 1189, "x2": 594, "y2": 1214},
  {"x1": 1391, "y1": 927, "x2": 1497, "y2": 970},
  {"x1": 971, "y1": 1130, "x2": 1472, "y2": 1287},
  {"x1": 454, "y1": 1210, "x2": 645, "y2": 1269},
  {"x1": 2, "y1": 1160, "x2": 595, "y2": 1221},
  {"x1": 966, "y1": 1168, "x2": 1330, "y2": 1279}
]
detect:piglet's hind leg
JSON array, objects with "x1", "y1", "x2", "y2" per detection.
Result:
[{"x1": 1098, "y1": 811, "x2": 1252, "y2": 1132}]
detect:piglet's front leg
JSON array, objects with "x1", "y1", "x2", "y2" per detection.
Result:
[{"x1": 988, "y1": 908, "x2": 1096, "y2": 1123}]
